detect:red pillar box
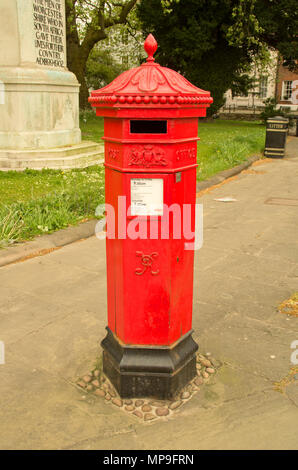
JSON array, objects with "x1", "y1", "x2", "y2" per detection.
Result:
[{"x1": 89, "y1": 35, "x2": 213, "y2": 399}]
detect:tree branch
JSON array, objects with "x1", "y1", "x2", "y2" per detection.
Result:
[{"x1": 81, "y1": 0, "x2": 138, "y2": 59}]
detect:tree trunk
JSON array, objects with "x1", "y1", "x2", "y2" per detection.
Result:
[
  {"x1": 78, "y1": 74, "x2": 90, "y2": 110},
  {"x1": 65, "y1": 0, "x2": 138, "y2": 109},
  {"x1": 66, "y1": 2, "x2": 90, "y2": 109},
  {"x1": 67, "y1": 47, "x2": 90, "y2": 109}
]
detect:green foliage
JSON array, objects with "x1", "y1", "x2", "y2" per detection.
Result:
[
  {"x1": 86, "y1": 47, "x2": 126, "y2": 90},
  {"x1": 226, "y1": 0, "x2": 297, "y2": 70},
  {"x1": 254, "y1": 0, "x2": 298, "y2": 71},
  {"x1": 137, "y1": 0, "x2": 298, "y2": 114},
  {"x1": 227, "y1": 0, "x2": 264, "y2": 49},
  {"x1": 66, "y1": 0, "x2": 138, "y2": 108},
  {"x1": 138, "y1": 0, "x2": 253, "y2": 115},
  {"x1": 230, "y1": 74, "x2": 257, "y2": 98},
  {"x1": 259, "y1": 98, "x2": 293, "y2": 124}
]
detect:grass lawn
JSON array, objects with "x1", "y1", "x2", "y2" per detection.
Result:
[
  {"x1": 0, "y1": 167, "x2": 105, "y2": 247},
  {"x1": 0, "y1": 114, "x2": 265, "y2": 247},
  {"x1": 80, "y1": 112, "x2": 266, "y2": 180},
  {"x1": 197, "y1": 119, "x2": 265, "y2": 181},
  {"x1": 80, "y1": 109, "x2": 104, "y2": 142}
]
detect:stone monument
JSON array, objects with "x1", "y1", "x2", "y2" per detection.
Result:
[{"x1": 0, "y1": 0, "x2": 103, "y2": 170}]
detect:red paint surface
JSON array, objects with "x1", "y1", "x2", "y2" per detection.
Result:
[{"x1": 90, "y1": 35, "x2": 212, "y2": 346}]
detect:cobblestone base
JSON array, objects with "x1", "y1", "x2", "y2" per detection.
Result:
[{"x1": 75, "y1": 352, "x2": 222, "y2": 422}]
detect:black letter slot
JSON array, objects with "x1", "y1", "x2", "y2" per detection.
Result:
[{"x1": 130, "y1": 120, "x2": 167, "y2": 134}]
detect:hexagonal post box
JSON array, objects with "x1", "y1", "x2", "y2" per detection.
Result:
[{"x1": 89, "y1": 34, "x2": 213, "y2": 399}]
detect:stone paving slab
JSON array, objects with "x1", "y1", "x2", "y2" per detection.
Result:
[
  {"x1": 0, "y1": 139, "x2": 297, "y2": 449},
  {"x1": 0, "y1": 220, "x2": 98, "y2": 268}
]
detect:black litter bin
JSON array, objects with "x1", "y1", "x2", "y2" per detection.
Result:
[{"x1": 264, "y1": 116, "x2": 289, "y2": 158}]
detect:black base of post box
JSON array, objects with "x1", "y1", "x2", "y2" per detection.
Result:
[{"x1": 101, "y1": 327, "x2": 198, "y2": 399}]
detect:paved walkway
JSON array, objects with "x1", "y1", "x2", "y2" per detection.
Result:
[{"x1": 0, "y1": 139, "x2": 297, "y2": 450}]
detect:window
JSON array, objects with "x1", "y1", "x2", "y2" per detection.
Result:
[
  {"x1": 259, "y1": 77, "x2": 268, "y2": 99},
  {"x1": 282, "y1": 81, "x2": 293, "y2": 101}
]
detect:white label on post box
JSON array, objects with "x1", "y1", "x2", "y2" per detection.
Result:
[{"x1": 131, "y1": 178, "x2": 163, "y2": 216}]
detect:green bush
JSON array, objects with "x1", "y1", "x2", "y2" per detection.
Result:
[{"x1": 260, "y1": 98, "x2": 293, "y2": 125}]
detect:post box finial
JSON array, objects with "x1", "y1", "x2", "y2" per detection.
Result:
[{"x1": 144, "y1": 34, "x2": 158, "y2": 62}]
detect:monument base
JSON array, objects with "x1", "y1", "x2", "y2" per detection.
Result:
[
  {"x1": 101, "y1": 327, "x2": 198, "y2": 399},
  {"x1": 0, "y1": 141, "x2": 104, "y2": 170},
  {"x1": 0, "y1": 67, "x2": 81, "y2": 150}
]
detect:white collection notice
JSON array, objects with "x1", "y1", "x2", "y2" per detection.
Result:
[{"x1": 130, "y1": 178, "x2": 164, "y2": 216}]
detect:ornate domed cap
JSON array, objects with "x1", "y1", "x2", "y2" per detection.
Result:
[{"x1": 89, "y1": 34, "x2": 213, "y2": 107}]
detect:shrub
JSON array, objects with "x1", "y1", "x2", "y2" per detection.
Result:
[{"x1": 260, "y1": 98, "x2": 293, "y2": 125}]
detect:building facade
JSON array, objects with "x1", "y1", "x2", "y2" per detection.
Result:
[
  {"x1": 221, "y1": 52, "x2": 298, "y2": 116},
  {"x1": 276, "y1": 63, "x2": 298, "y2": 112}
]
